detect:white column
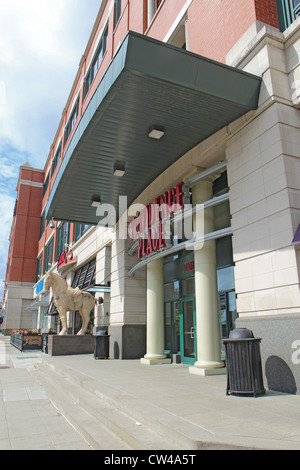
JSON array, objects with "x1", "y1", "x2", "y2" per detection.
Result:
[
  {"x1": 190, "y1": 179, "x2": 225, "y2": 376},
  {"x1": 141, "y1": 258, "x2": 171, "y2": 365}
]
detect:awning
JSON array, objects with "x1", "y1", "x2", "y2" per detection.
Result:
[
  {"x1": 45, "y1": 31, "x2": 262, "y2": 226},
  {"x1": 292, "y1": 224, "x2": 300, "y2": 245},
  {"x1": 25, "y1": 296, "x2": 49, "y2": 312}
]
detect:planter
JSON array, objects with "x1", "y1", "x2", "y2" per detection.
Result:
[{"x1": 10, "y1": 333, "x2": 43, "y2": 352}]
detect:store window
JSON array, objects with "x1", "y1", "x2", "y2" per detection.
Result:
[{"x1": 277, "y1": 0, "x2": 300, "y2": 31}]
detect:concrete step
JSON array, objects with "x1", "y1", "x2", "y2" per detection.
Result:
[
  {"x1": 34, "y1": 359, "x2": 240, "y2": 450},
  {"x1": 33, "y1": 361, "x2": 179, "y2": 450},
  {"x1": 34, "y1": 366, "x2": 131, "y2": 450}
]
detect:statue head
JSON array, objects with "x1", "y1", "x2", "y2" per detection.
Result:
[{"x1": 44, "y1": 271, "x2": 53, "y2": 291}]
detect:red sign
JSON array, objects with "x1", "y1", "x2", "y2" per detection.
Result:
[
  {"x1": 183, "y1": 260, "x2": 194, "y2": 273},
  {"x1": 58, "y1": 250, "x2": 74, "y2": 268},
  {"x1": 130, "y1": 182, "x2": 186, "y2": 259}
]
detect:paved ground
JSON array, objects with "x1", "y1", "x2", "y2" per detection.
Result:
[
  {"x1": 0, "y1": 337, "x2": 92, "y2": 450},
  {"x1": 0, "y1": 335, "x2": 300, "y2": 450}
]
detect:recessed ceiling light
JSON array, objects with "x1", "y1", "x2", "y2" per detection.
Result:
[
  {"x1": 91, "y1": 196, "x2": 101, "y2": 207},
  {"x1": 148, "y1": 125, "x2": 165, "y2": 140},
  {"x1": 114, "y1": 161, "x2": 126, "y2": 177}
]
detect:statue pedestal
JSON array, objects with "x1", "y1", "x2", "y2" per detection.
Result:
[{"x1": 47, "y1": 335, "x2": 94, "y2": 356}]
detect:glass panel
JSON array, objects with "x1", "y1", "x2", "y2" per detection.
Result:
[
  {"x1": 164, "y1": 303, "x2": 172, "y2": 351},
  {"x1": 293, "y1": 0, "x2": 300, "y2": 7},
  {"x1": 183, "y1": 300, "x2": 195, "y2": 358},
  {"x1": 228, "y1": 291, "x2": 238, "y2": 331},
  {"x1": 182, "y1": 277, "x2": 195, "y2": 297},
  {"x1": 217, "y1": 266, "x2": 235, "y2": 292},
  {"x1": 174, "y1": 301, "x2": 180, "y2": 353},
  {"x1": 214, "y1": 200, "x2": 230, "y2": 231},
  {"x1": 216, "y1": 236, "x2": 233, "y2": 268},
  {"x1": 164, "y1": 281, "x2": 179, "y2": 301}
]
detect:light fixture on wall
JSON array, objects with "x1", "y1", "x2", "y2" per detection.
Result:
[
  {"x1": 49, "y1": 218, "x2": 55, "y2": 229},
  {"x1": 148, "y1": 125, "x2": 165, "y2": 140},
  {"x1": 113, "y1": 161, "x2": 126, "y2": 177},
  {"x1": 91, "y1": 196, "x2": 101, "y2": 208}
]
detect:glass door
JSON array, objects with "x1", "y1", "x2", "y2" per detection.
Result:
[{"x1": 180, "y1": 297, "x2": 197, "y2": 365}]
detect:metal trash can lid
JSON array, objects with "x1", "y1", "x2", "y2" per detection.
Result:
[
  {"x1": 229, "y1": 328, "x2": 254, "y2": 340},
  {"x1": 95, "y1": 329, "x2": 109, "y2": 336}
]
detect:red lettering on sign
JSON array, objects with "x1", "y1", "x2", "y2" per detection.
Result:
[{"x1": 57, "y1": 250, "x2": 74, "y2": 268}]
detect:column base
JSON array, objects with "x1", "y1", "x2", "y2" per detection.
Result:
[
  {"x1": 141, "y1": 355, "x2": 171, "y2": 366},
  {"x1": 189, "y1": 365, "x2": 226, "y2": 376}
]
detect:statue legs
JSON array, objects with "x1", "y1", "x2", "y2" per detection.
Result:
[
  {"x1": 58, "y1": 308, "x2": 68, "y2": 336},
  {"x1": 77, "y1": 308, "x2": 90, "y2": 336}
]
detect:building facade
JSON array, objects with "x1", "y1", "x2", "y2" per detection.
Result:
[{"x1": 3, "y1": 0, "x2": 300, "y2": 394}]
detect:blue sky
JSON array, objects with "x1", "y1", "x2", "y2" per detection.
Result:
[{"x1": 0, "y1": 0, "x2": 101, "y2": 298}]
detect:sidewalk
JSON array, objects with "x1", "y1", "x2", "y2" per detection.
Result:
[
  {"x1": 1, "y1": 335, "x2": 300, "y2": 450},
  {"x1": 0, "y1": 336, "x2": 92, "y2": 450}
]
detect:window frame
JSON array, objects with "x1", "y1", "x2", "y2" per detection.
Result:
[
  {"x1": 36, "y1": 252, "x2": 43, "y2": 282},
  {"x1": 277, "y1": 0, "x2": 300, "y2": 30},
  {"x1": 52, "y1": 142, "x2": 61, "y2": 175},
  {"x1": 56, "y1": 222, "x2": 70, "y2": 261},
  {"x1": 64, "y1": 98, "x2": 79, "y2": 144},
  {"x1": 114, "y1": 0, "x2": 122, "y2": 29},
  {"x1": 44, "y1": 237, "x2": 54, "y2": 273},
  {"x1": 74, "y1": 223, "x2": 91, "y2": 243},
  {"x1": 39, "y1": 211, "x2": 46, "y2": 240},
  {"x1": 83, "y1": 23, "x2": 108, "y2": 101}
]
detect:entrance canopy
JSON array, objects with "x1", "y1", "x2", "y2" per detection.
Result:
[{"x1": 45, "y1": 31, "x2": 261, "y2": 226}]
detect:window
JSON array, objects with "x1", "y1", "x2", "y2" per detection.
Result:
[
  {"x1": 148, "y1": 0, "x2": 163, "y2": 25},
  {"x1": 65, "y1": 98, "x2": 79, "y2": 144},
  {"x1": 43, "y1": 172, "x2": 49, "y2": 197},
  {"x1": 114, "y1": 0, "x2": 121, "y2": 28},
  {"x1": 52, "y1": 143, "x2": 61, "y2": 174},
  {"x1": 56, "y1": 222, "x2": 70, "y2": 260},
  {"x1": 277, "y1": 0, "x2": 300, "y2": 30},
  {"x1": 39, "y1": 211, "x2": 46, "y2": 240},
  {"x1": 75, "y1": 223, "x2": 91, "y2": 243},
  {"x1": 71, "y1": 259, "x2": 96, "y2": 290},
  {"x1": 155, "y1": 0, "x2": 163, "y2": 11},
  {"x1": 36, "y1": 253, "x2": 43, "y2": 282},
  {"x1": 44, "y1": 238, "x2": 54, "y2": 273},
  {"x1": 83, "y1": 24, "x2": 108, "y2": 100}
]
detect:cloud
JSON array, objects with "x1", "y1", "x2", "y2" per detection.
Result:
[{"x1": 0, "y1": 0, "x2": 101, "y2": 297}]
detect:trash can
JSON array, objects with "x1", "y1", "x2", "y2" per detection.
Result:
[
  {"x1": 94, "y1": 330, "x2": 110, "y2": 360},
  {"x1": 223, "y1": 328, "x2": 265, "y2": 397}
]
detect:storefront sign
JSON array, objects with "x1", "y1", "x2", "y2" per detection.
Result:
[
  {"x1": 130, "y1": 182, "x2": 188, "y2": 259},
  {"x1": 35, "y1": 280, "x2": 44, "y2": 295},
  {"x1": 57, "y1": 250, "x2": 76, "y2": 270}
]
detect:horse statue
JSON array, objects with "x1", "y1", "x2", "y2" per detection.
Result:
[{"x1": 44, "y1": 271, "x2": 96, "y2": 336}]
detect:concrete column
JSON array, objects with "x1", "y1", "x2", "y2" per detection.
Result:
[
  {"x1": 141, "y1": 258, "x2": 171, "y2": 365},
  {"x1": 190, "y1": 179, "x2": 225, "y2": 376}
]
